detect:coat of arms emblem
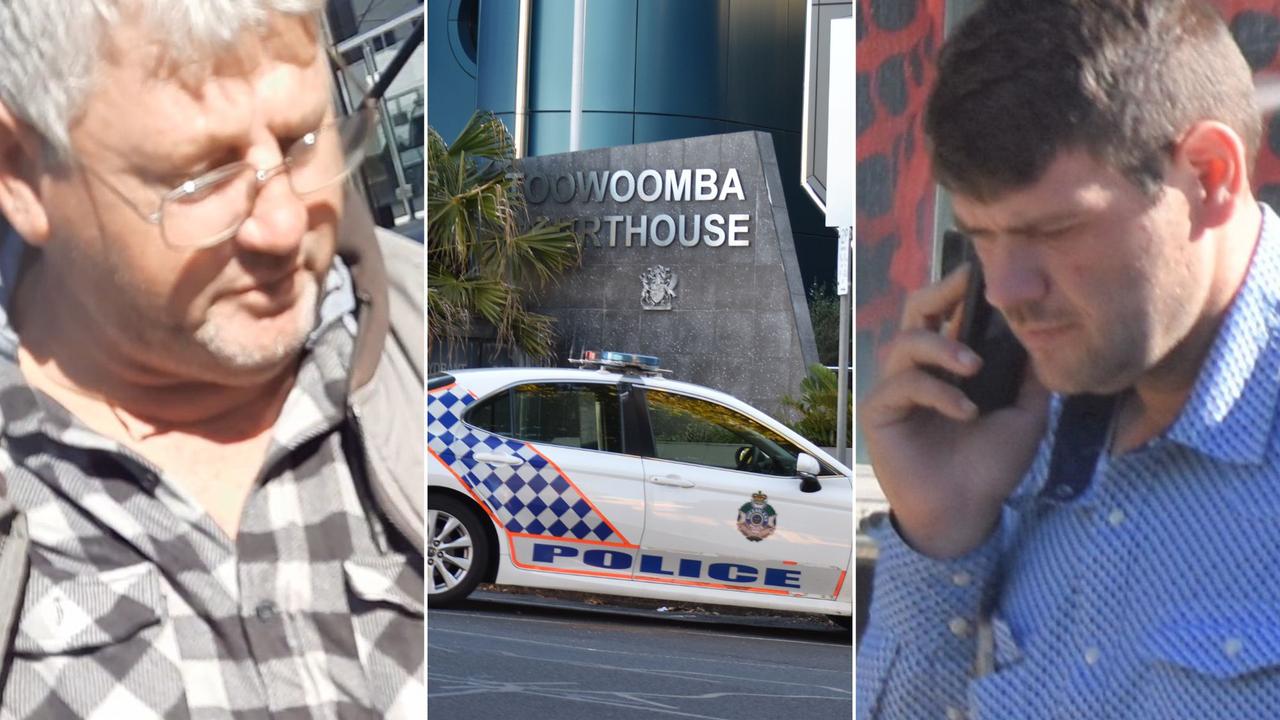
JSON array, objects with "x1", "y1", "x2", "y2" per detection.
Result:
[
  {"x1": 736, "y1": 490, "x2": 777, "y2": 542},
  {"x1": 640, "y1": 265, "x2": 678, "y2": 310}
]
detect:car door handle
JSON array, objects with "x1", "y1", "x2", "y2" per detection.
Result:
[
  {"x1": 473, "y1": 452, "x2": 525, "y2": 466},
  {"x1": 650, "y1": 475, "x2": 695, "y2": 488}
]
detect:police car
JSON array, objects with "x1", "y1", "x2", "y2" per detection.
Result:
[{"x1": 427, "y1": 351, "x2": 854, "y2": 625}]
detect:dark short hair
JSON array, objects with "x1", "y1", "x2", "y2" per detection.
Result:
[{"x1": 925, "y1": 0, "x2": 1260, "y2": 201}]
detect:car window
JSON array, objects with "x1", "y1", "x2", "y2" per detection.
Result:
[
  {"x1": 465, "y1": 387, "x2": 512, "y2": 435},
  {"x1": 467, "y1": 382, "x2": 623, "y2": 453},
  {"x1": 645, "y1": 390, "x2": 802, "y2": 477}
]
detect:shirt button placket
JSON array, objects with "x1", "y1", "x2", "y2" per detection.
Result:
[
  {"x1": 256, "y1": 600, "x2": 280, "y2": 622},
  {"x1": 239, "y1": 565, "x2": 294, "y2": 709}
]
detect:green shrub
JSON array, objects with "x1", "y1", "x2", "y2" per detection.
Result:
[
  {"x1": 782, "y1": 364, "x2": 852, "y2": 447},
  {"x1": 809, "y1": 282, "x2": 842, "y2": 366}
]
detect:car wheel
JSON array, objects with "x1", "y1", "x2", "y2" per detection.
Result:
[{"x1": 427, "y1": 494, "x2": 490, "y2": 607}]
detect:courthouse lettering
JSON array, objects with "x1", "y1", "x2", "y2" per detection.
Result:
[{"x1": 525, "y1": 168, "x2": 752, "y2": 249}]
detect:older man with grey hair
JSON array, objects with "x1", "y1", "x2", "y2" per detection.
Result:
[{"x1": 0, "y1": 1, "x2": 424, "y2": 718}]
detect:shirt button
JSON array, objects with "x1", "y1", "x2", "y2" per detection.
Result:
[
  {"x1": 1107, "y1": 509, "x2": 1126, "y2": 527},
  {"x1": 1084, "y1": 647, "x2": 1101, "y2": 665},
  {"x1": 1224, "y1": 637, "x2": 1244, "y2": 658},
  {"x1": 949, "y1": 617, "x2": 972, "y2": 638},
  {"x1": 946, "y1": 707, "x2": 967, "y2": 720},
  {"x1": 951, "y1": 571, "x2": 972, "y2": 587},
  {"x1": 255, "y1": 601, "x2": 280, "y2": 622}
]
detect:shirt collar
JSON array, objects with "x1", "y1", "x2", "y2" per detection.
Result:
[{"x1": 1164, "y1": 202, "x2": 1280, "y2": 465}]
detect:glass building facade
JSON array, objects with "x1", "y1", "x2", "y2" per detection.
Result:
[
  {"x1": 429, "y1": 0, "x2": 838, "y2": 291},
  {"x1": 327, "y1": 0, "x2": 426, "y2": 237}
]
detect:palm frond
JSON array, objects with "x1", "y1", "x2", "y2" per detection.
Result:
[
  {"x1": 504, "y1": 220, "x2": 582, "y2": 284},
  {"x1": 448, "y1": 111, "x2": 511, "y2": 161},
  {"x1": 427, "y1": 113, "x2": 582, "y2": 360},
  {"x1": 781, "y1": 364, "x2": 851, "y2": 446}
]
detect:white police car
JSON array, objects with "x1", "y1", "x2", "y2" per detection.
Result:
[{"x1": 428, "y1": 351, "x2": 854, "y2": 625}]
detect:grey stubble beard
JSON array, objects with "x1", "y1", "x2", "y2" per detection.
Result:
[{"x1": 192, "y1": 273, "x2": 320, "y2": 371}]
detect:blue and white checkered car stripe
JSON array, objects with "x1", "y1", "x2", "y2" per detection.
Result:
[{"x1": 428, "y1": 386, "x2": 625, "y2": 544}]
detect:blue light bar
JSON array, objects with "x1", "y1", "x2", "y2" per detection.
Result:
[
  {"x1": 574, "y1": 350, "x2": 668, "y2": 375},
  {"x1": 598, "y1": 351, "x2": 660, "y2": 369}
]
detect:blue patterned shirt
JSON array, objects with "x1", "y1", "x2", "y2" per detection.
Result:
[{"x1": 858, "y1": 203, "x2": 1280, "y2": 720}]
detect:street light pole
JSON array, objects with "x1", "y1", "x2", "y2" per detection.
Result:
[
  {"x1": 569, "y1": 0, "x2": 587, "y2": 151},
  {"x1": 825, "y1": 17, "x2": 854, "y2": 467},
  {"x1": 834, "y1": 227, "x2": 852, "y2": 466}
]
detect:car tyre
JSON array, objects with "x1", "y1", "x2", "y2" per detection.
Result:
[{"x1": 427, "y1": 494, "x2": 491, "y2": 607}]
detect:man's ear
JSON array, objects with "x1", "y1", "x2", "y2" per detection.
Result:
[
  {"x1": 1174, "y1": 120, "x2": 1249, "y2": 230},
  {"x1": 0, "y1": 102, "x2": 50, "y2": 246}
]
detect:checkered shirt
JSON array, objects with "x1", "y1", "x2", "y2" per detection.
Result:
[
  {"x1": 0, "y1": 319, "x2": 424, "y2": 719},
  {"x1": 858, "y1": 203, "x2": 1280, "y2": 720}
]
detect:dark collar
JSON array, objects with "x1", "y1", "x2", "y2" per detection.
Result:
[{"x1": 332, "y1": 186, "x2": 389, "y2": 393}]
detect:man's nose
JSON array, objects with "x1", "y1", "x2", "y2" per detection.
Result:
[
  {"x1": 980, "y1": 239, "x2": 1047, "y2": 313},
  {"x1": 234, "y1": 160, "x2": 307, "y2": 255}
]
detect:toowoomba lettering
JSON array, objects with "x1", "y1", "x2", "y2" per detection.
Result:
[{"x1": 524, "y1": 168, "x2": 752, "y2": 248}]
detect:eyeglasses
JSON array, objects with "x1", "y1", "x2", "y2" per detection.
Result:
[
  {"x1": 83, "y1": 107, "x2": 380, "y2": 249},
  {"x1": 76, "y1": 14, "x2": 425, "y2": 251}
]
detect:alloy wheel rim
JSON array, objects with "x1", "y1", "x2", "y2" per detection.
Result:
[{"x1": 427, "y1": 508, "x2": 474, "y2": 594}]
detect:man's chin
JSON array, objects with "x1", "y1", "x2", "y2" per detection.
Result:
[
  {"x1": 1031, "y1": 355, "x2": 1137, "y2": 397},
  {"x1": 197, "y1": 327, "x2": 311, "y2": 372},
  {"x1": 194, "y1": 280, "x2": 318, "y2": 372}
]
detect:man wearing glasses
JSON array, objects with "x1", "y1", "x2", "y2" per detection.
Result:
[{"x1": 0, "y1": 2, "x2": 423, "y2": 718}]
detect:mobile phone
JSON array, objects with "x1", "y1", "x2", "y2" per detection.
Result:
[{"x1": 940, "y1": 230, "x2": 1027, "y2": 414}]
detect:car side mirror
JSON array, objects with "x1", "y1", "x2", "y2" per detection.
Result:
[{"x1": 797, "y1": 452, "x2": 821, "y2": 493}]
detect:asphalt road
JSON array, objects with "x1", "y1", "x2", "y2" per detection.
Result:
[{"x1": 428, "y1": 592, "x2": 852, "y2": 720}]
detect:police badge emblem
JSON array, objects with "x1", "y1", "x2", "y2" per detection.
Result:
[{"x1": 736, "y1": 490, "x2": 777, "y2": 542}]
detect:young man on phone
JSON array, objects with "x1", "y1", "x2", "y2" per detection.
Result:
[
  {"x1": 858, "y1": 0, "x2": 1280, "y2": 717},
  {"x1": 0, "y1": 2, "x2": 424, "y2": 717}
]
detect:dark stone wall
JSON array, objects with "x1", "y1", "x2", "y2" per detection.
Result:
[{"x1": 519, "y1": 132, "x2": 819, "y2": 418}]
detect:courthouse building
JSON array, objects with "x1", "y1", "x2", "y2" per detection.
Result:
[{"x1": 428, "y1": 0, "x2": 851, "y2": 413}]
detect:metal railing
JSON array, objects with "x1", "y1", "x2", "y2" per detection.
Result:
[{"x1": 327, "y1": 7, "x2": 425, "y2": 231}]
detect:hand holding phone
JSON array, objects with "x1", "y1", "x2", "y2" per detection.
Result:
[
  {"x1": 940, "y1": 230, "x2": 1028, "y2": 414},
  {"x1": 860, "y1": 231, "x2": 1049, "y2": 559}
]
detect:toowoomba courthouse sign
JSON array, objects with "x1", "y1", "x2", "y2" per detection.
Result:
[
  {"x1": 519, "y1": 131, "x2": 819, "y2": 415},
  {"x1": 526, "y1": 166, "x2": 751, "y2": 248}
]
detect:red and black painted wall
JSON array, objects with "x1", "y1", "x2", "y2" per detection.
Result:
[{"x1": 855, "y1": 0, "x2": 944, "y2": 463}]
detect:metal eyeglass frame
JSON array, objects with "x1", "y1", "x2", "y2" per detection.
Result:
[{"x1": 80, "y1": 18, "x2": 424, "y2": 251}]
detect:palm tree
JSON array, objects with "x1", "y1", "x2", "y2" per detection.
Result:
[
  {"x1": 427, "y1": 111, "x2": 581, "y2": 361},
  {"x1": 781, "y1": 364, "x2": 854, "y2": 447}
]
